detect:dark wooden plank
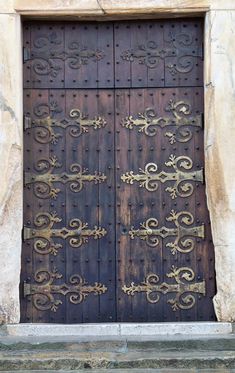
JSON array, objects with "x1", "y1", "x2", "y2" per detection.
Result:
[
  {"x1": 115, "y1": 89, "x2": 131, "y2": 321},
  {"x1": 48, "y1": 88, "x2": 67, "y2": 324},
  {"x1": 146, "y1": 21, "x2": 165, "y2": 88},
  {"x1": 114, "y1": 22, "x2": 131, "y2": 88}
]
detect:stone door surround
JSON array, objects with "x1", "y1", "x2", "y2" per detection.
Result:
[{"x1": 0, "y1": 0, "x2": 235, "y2": 324}]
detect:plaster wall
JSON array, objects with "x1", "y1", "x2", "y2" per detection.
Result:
[{"x1": 0, "y1": 0, "x2": 235, "y2": 323}]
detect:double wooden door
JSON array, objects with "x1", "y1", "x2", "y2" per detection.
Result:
[{"x1": 21, "y1": 19, "x2": 216, "y2": 323}]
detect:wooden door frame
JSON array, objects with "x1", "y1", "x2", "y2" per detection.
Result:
[{"x1": 1, "y1": 0, "x2": 235, "y2": 324}]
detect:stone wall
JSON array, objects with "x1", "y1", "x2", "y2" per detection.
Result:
[
  {"x1": 0, "y1": 12, "x2": 22, "y2": 323},
  {"x1": 204, "y1": 10, "x2": 235, "y2": 321},
  {"x1": 0, "y1": 0, "x2": 235, "y2": 323}
]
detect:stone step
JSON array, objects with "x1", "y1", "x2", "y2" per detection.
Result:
[
  {"x1": 0, "y1": 339, "x2": 235, "y2": 370},
  {"x1": 1, "y1": 335, "x2": 235, "y2": 352},
  {"x1": 0, "y1": 351, "x2": 235, "y2": 370},
  {"x1": 2, "y1": 370, "x2": 235, "y2": 373}
]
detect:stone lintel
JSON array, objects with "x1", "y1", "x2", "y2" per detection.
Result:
[{"x1": 0, "y1": 1, "x2": 235, "y2": 16}]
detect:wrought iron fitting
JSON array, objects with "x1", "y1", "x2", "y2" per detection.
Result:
[
  {"x1": 26, "y1": 106, "x2": 107, "y2": 144},
  {"x1": 23, "y1": 115, "x2": 32, "y2": 131},
  {"x1": 121, "y1": 155, "x2": 203, "y2": 199},
  {"x1": 120, "y1": 34, "x2": 202, "y2": 76},
  {"x1": 24, "y1": 157, "x2": 107, "y2": 199},
  {"x1": 121, "y1": 101, "x2": 202, "y2": 144},
  {"x1": 122, "y1": 266, "x2": 206, "y2": 311},
  {"x1": 24, "y1": 268, "x2": 107, "y2": 312},
  {"x1": 23, "y1": 212, "x2": 107, "y2": 256},
  {"x1": 128, "y1": 210, "x2": 204, "y2": 255}
]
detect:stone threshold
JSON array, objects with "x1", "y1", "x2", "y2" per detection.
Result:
[{"x1": 0, "y1": 322, "x2": 232, "y2": 337}]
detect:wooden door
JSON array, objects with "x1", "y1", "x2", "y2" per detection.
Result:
[{"x1": 21, "y1": 19, "x2": 216, "y2": 323}]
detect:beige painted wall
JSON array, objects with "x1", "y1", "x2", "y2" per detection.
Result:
[{"x1": 0, "y1": 0, "x2": 235, "y2": 323}]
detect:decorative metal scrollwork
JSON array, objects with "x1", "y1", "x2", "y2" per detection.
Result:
[
  {"x1": 121, "y1": 100, "x2": 201, "y2": 143},
  {"x1": 25, "y1": 104, "x2": 107, "y2": 144},
  {"x1": 28, "y1": 32, "x2": 105, "y2": 77},
  {"x1": 122, "y1": 266, "x2": 205, "y2": 311},
  {"x1": 24, "y1": 267, "x2": 107, "y2": 312},
  {"x1": 121, "y1": 41, "x2": 176, "y2": 68},
  {"x1": 25, "y1": 156, "x2": 107, "y2": 199},
  {"x1": 129, "y1": 210, "x2": 204, "y2": 255},
  {"x1": 23, "y1": 212, "x2": 107, "y2": 256},
  {"x1": 120, "y1": 32, "x2": 202, "y2": 75},
  {"x1": 121, "y1": 155, "x2": 203, "y2": 199}
]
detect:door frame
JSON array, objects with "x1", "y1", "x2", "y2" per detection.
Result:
[{"x1": 0, "y1": 0, "x2": 235, "y2": 324}]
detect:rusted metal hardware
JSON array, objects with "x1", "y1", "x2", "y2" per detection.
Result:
[
  {"x1": 120, "y1": 34, "x2": 202, "y2": 75},
  {"x1": 25, "y1": 108, "x2": 107, "y2": 144},
  {"x1": 24, "y1": 212, "x2": 107, "y2": 255},
  {"x1": 121, "y1": 100, "x2": 201, "y2": 143},
  {"x1": 24, "y1": 267, "x2": 107, "y2": 312},
  {"x1": 128, "y1": 209, "x2": 204, "y2": 255},
  {"x1": 122, "y1": 266, "x2": 205, "y2": 311},
  {"x1": 25, "y1": 156, "x2": 106, "y2": 199},
  {"x1": 121, "y1": 155, "x2": 203, "y2": 199},
  {"x1": 24, "y1": 32, "x2": 105, "y2": 76}
]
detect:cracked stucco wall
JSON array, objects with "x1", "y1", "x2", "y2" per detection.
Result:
[{"x1": 0, "y1": 1, "x2": 235, "y2": 323}]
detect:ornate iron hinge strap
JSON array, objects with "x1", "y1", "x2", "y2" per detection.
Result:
[
  {"x1": 25, "y1": 156, "x2": 106, "y2": 199},
  {"x1": 120, "y1": 33, "x2": 202, "y2": 75},
  {"x1": 24, "y1": 267, "x2": 107, "y2": 312},
  {"x1": 24, "y1": 212, "x2": 107, "y2": 256},
  {"x1": 121, "y1": 155, "x2": 203, "y2": 199},
  {"x1": 25, "y1": 107, "x2": 106, "y2": 144},
  {"x1": 121, "y1": 100, "x2": 201, "y2": 143},
  {"x1": 25, "y1": 32, "x2": 105, "y2": 77},
  {"x1": 122, "y1": 266, "x2": 205, "y2": 311},
  {"x1": 129, "y1": 210, "x2": 204, "y2": 255}
]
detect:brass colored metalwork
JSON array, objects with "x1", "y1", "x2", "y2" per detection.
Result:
[
  {"x1": 25, "y1": 156, "x2": 107, "y2": 199},
  {"x1": 121, "y1": 100, "x2": 201, "y2": 143},
  {"x1": 120, "y1": 33, "x2": 202, "y2": 75},
  {"x1": 23, "y1": 212, "x2": 107, "y2": 256},
  {"x1": 129, "y1": 210, "x2": 204, "y2": 254},
  {"x1": 122, "y1": 266, "x2": 206, "y2": 311},
  {"x1": 25, "y1": 108, "x2": 107, "y2": 144},
  {"x1": 24, "y1": 267, "x2": 107, "y2": 312},
  {"x1": 121, "y1": 155, "x2": 203, "y2": 199}
]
